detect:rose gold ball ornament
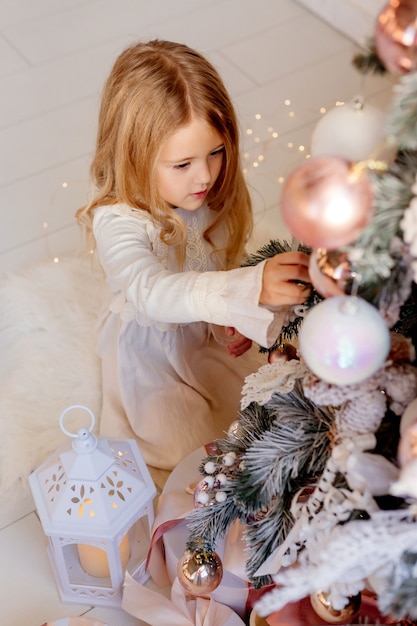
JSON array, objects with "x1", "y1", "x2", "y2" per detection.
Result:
[
  {"x1": 280, "y1": 156, "x2": 374, "y2": 250},
  {"x1": 310, "y1": 591, "x2": 361, "y2": 624},
  {"x1": 298, "y1": 295, "x2": 390, "y2": 385},
  {"x1": 311, "y1": 97, "x2": 386, "y2": 163},
  {"x1": 177, "y1": 549, "x2": 223, "y2": 595},
  {"x1": 309, "y1": 248, "x2": 356, "y2": 298},
  {"x1": 376, "y1": 0, "x2": 417, "y2": 75}
]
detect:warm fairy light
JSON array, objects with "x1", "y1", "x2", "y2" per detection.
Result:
[
  {"x1": 62, "y1": 182, "x2": 68, "y2": 188},
  {"x1": 53, "y1": 257, "x2": 60, "y2": 263},
  {"x1": 243, "y1": 96, "x2": 344, "y2": 186},
  {"x1": 43, "y1": 222, "x2": 48, "y2": 229}
]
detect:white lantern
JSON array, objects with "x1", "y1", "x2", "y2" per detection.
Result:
[{"x1": 29, "y1": 405, "x2": 157, "y2": 607}]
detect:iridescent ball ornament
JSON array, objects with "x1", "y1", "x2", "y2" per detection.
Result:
[
  {"x1": 376, "y1": 0, "x2": 417, "y2": 75},
  {"x1": 280, "y1": 156, "x2": 374, "y2": 250},
  {"x1": 309, "y1": 248, "x2": 356, "y2": 298},
  {"x1": 310, "y1": 590, "x2": 361, "y2": 624},
  {"x1": 177, "y1": 548, "x2": 223, "y2": 596},
  {"x1": 298, "y1": 296, "x2": 390, "y2": 385}
]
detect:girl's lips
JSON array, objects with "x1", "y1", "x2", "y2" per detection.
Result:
[{"x1": 192, "y1": 189, "x2": 208, "y2": 199}]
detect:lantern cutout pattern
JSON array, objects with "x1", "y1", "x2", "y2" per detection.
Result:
[{"x1": 29, "y1": 405, "x2": 157, "y2": 607}]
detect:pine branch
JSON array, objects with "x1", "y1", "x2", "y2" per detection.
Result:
[
  {"x1": 386, "y1": 73, "x2": 417, "y2": 151},
  {"x1": 344, "y1": 153, "x2": 417, "y2": 309},
  {"x1": 185, "y1": 494, "x2": 243, "y2": 552},
  {"x1": 381, "y1": 551, "x2": 417, "y2": 620},
  {"x1": 352, "y1": 39, "x2": 387, "y2": 76},
  {"x1": 244, "y1": 491, "x2": 295, "y2": 586},
  {"x1": 234, "y1": 382, "x2": 333, "y2": 511}
]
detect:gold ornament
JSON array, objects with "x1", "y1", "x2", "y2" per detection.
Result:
[
  {"x1": 177, "y1": 549, "x2": 223, "y2": 596},
  {"x1": 310, "y1": 590, "x2": 361, "y2": 624}
]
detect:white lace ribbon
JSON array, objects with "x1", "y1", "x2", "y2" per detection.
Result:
[{"x1": 240, "y1": 359, "x2": 308, "y2": 409}]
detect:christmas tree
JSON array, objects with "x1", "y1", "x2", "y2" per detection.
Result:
[{"x1": 177, "y1": 2, "x2": 417, "y2": 624}]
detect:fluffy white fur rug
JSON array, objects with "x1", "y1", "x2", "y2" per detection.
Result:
[{"x1": 0, "y1": 256, "x2": 105, "y2": 502}]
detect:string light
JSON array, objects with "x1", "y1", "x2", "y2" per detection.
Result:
[
  {"x1": 241, "y1": 96, "x2": 357, "y2": 186},
  {"x1": 41, "y1": 178, "x2": 90, "y2": 264}
]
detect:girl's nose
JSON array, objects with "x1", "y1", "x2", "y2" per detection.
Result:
[{"x1": 195, "y1": 161, "x2": 211, "y2": 185}]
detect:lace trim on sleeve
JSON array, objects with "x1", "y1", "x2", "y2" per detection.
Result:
[{"x1": 193, "y1": 272, "x2": 228, "y2": 324}]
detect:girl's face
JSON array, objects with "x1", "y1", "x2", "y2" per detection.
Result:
[{"x1": 155, "y1": 115, "x2": 224, "y2": 211}]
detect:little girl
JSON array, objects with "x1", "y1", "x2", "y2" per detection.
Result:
[{"x1": 76, "y1": 40, "x2": 310, "y2": 474}]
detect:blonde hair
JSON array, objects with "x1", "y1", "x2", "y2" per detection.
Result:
[{"x1": 76, "y1": 39, "x2": 252, "y2": 269}]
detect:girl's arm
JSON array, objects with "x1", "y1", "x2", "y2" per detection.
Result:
[{"x1": 93, "y1": 207, "x2": 309, "y2": 347}]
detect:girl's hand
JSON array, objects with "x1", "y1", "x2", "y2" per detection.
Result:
[
  {"x1": 259, "y1": 251, "x2": 311, "y2": 307},
  {"x1": 224, "y1": 326, "x2": 253, "y2": 358}
]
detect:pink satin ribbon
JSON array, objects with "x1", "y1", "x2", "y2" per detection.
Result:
[{"x1": 122, "y1": 573, "x2": 245, "y2": 626}]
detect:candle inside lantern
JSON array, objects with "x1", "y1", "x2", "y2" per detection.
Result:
[{"x1": 77, "y1": 532, "x2": 130, "y2": 578}]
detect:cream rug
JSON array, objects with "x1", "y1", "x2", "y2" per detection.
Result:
[{"x1": 0, "y1": 256, "x2": 105, "y2": 506}]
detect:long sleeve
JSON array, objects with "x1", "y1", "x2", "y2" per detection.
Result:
[{"x1": 93, "y1": 205, "x2": 285, "y2": 347}]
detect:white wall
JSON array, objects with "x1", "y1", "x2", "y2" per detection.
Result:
[{"x1": 296, "y1": 0, "x2": 386, "y2": 47}]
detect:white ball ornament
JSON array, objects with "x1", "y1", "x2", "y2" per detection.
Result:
[
  {"x1": 298, "y1": 296, "x2": 390, "y2": 385},
  {"x1": 311, "y1": 98, "x2": 386, "y2": 163}
]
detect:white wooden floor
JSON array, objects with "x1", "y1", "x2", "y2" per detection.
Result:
[{"x1": 0, "y1": 1, "x2": 395, "y2": 624}]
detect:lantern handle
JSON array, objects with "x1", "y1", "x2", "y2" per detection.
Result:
[{"x1": 59, "y1": 404, "x2": 96, "y2": 438}]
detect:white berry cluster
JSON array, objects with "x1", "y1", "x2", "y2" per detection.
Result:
[{"x1": 194, "y1": 451, "x2": 242, "y2": 507}]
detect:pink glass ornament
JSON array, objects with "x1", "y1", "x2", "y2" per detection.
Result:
[
  {"x1": 280, "y1": 156, "x2": 374, "y2": 250},
  {"x1": 309, "y1": 248, "x2": 356, "y2": 298},
  {"x1": 298, "y1": 296, "x2": 390, "y2": 385},
  {"x1": 375, "y1": 0, "x2": 417, "y2": 74}
]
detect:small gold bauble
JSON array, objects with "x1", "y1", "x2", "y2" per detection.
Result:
[
  {"x1": 177, "y1": 549, "x2": 223, "y2": 596},
  {"x1": 268, "y1": 343, "x2": 298, "y2": 364},
  {"x1": 310, "y1": 590, "x2": 361, "y2": 624}
]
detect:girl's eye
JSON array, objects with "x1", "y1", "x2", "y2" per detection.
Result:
[
  {"x1": 210, "y1": 147, "x2": 225, "y2": 158},
  {"x1": 173, "y1": 161, "x2": 190, "y2": 170}
]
